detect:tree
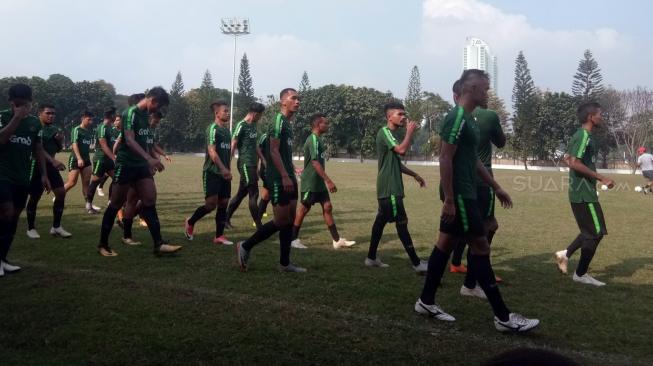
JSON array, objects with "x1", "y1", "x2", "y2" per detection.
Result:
[
  {"x1": 299, "y1": 71, "x2": 311, "y2": 94},
  {"x1": 159, "y1": 71, "x2": 191, "y2": 151},
  {"x1": 572, "y1": 49, "x2": 605, "y2": 102},
  {"x1": 421, "y1": 91, "x2": 452, "y2": 158},
  {"x1": 405, "y1": 66, "x2": 423, "y2": 122},
  {"x1": 511, "y1": 51, "x2": 538, "y2": 169},
  {"x1": 533, "y1": 91, "x2": 576, "y2": 165},
  {"x1": 487, "y1": 91, "x2": 510, "y2": 133},
  {"x1": 608, "y1": 87, "x2": 653, "y2": 173},
  {"x1": 237, "y1": 53, "x2": 254, "y2": 103}
]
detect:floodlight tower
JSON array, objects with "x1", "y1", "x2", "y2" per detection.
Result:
[{"x1": 220, "y1": 17, "x2": 250, "y2": 131}]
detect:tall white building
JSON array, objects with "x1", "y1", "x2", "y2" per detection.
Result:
[{"x1": 463, "y1": 37, "x2": 498, "y2": 93}]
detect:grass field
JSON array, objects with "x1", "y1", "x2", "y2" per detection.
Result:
[{"x1": 1, "y1": 154, "x2": 652, "y2": 365}]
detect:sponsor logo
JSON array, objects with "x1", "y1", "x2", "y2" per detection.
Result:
[
  {"x1": 10, "y1": 135, "x2": 32, "y2": 146},
  {"x1": 249, "y1": 132, "x2": 257, "y2": 139},
  {"x1": 137, "y1": 129, "x2": 150, "y2": 136},
  {"x1": 82, "y1": 139, "x2": 93, "y2": 145},
  {"x1": 220, "y1": 142, "x2": 230, "y2": 150}
]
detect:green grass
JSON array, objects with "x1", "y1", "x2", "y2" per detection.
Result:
[{"x1": 1, "y1": 154, "x2": 652, "y2": 365}]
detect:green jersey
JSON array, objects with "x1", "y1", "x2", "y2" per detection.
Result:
[
  {"x1": 94, "y1": 122, "x2": 113, "y2": 161},
  {"x1": 438, "y1": 106, "x2": 480, "y2": 200},
  {"x1": 473, "y1": 108, "x2": 503, "y2": 186},
  {"x1": 203, "y1": 122, "x2": 231, "y2": 174},
  {"x1": 109, "y1": 126, "x2": 120, "y2": 149},
  {"x1": 117, "y1": 106, "x2": 151, "y2": 167},
  {"x1": 567, "y1": 128, "x2": 598, "y2": 203},
  {"x1": 69, "y1": 125, "x2": 93, "y2": 162},
  {"x1": 0, "y1": 110, "x2": 42, "y2": 185},
  {"x1": 265, "y1": 113, "x2": 295, "y2": 183},
  {"x1": 301, "y1": 133, "x2": 327, "y2": 193},
  {"x1": 258, "y1": 133, "x2": 269, "y2": 153},
  {"x1": 233, "y1": 119, "x2": 258, "y2": 168},
  {"x1": 39, "y1": 124, "x2": 63, "y2": 157},
  {"x1": 376, "y1": 126, "x2": 404, "y2": 199}
]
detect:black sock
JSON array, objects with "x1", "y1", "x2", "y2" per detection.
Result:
[
  {"x1": 258, "y1": 199, "x2": 269, "y2": 219},
  {"x1": 123, "y1": 218, "x2": 134, "y2": 239},
  {"x1": 98, "y1": 174, "x2": 109, "y2": 189},
  {"x1": 87, "y1": 180, "x2": 101, "y2": 203},
  {"x1": 108, "y1": 181, "x2": 114, "y2": 200},
  {"x1": 52, "y1": 198, "x2": 64, "y2": 228},
  {"x1": 226, "y1": 186, "x2": 248, "y2": 221},
  {"x1": 188, "y1": 206, "x2": 209, "y2": 226},
  {"x1": 420, "y1": 247, "x2": 450, "y2": 305},
  {"x1": 279, "y1": 224, "x2": 292, "y2": 266},
  {"x1": 463, "y1": 249, "x2": 476, "y2": 289},
  {"x1": 140, "y1": 205, "x2": 163, "y2": 246},
  {"x1": 0, "y1": 219, "x2": 16, "y2": 260},
  {"x1": 470, "y1": 254, "x2": 510, "y2": 321},
  {"x1": 215, "y1": 207, "x2": 227, "y2": 237},
  {"x1": 327, "y1": 224, "x2": 339, "y2": 241},
  {"x1": 566, "y1": 234, "x2": 584, "y2": 258},
  {"x1": 487, "y1": 230, "x2": 496, "y2": 246},
  {"x1": 396, "y1": 222, "x2": 421, "y2": 266},
  {"x1": 100, "y1": 206, "x2": 119, "y2": 246},
  {"x1": 26, "y1": 196, "x2": 39, "y2": 230},
  {"x1": 242, "y1": 221, "x2": 278, "y2": 251},
  {"x1": 248, "y1": 188, "x2": 261, "y2": 227},
  {"x1": 292, "y1": 225, "x2": 300, "y2": 240},
  {"x1": 576, "y1": 239, "x2": 599, "y2": 276},
  {"x1": 451, "y1": 242, "x2": 465, "y2": 266},
  {"x1": 367, "y1": 214, "x2": 386, "y2": 260}
]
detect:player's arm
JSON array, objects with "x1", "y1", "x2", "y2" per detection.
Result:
[
  {"x1": 154, "y1": 143, "x2": 170, "y2": 162},
  {"x1": 208, "y1": 143, "x2": 231, "y2": 180},
  {"x1": 400, "y1": 164, "x2": 425, "y2": 187},
  {"x1": 0, "y1": 106, "x2": 30, "y2": 144},
  {"x1": 566, "y1": 155, "x2": 614, "y2": 187},
  {"x1": 391, "y1": 121, "x2": 418, "y2": 156},
  {"x1": 256, "y1": 146, "x2": 266, "y2": 168},
  {"x1": 124, "y1": 129, "x2": 163, "y2": 172},
  {"x1": 33, "y1": 142, "x2": 51, "y2": 192},
  {"x1": 112, "y1": 136, "x2": 121, "y2": 156},
  {"x1": 269, "y1": 137, "x2": 293, "y2": 192},
  {"x1": 99, "y1": 137, "x2": 115, "y2": 161},
  {"x1": 230, "y1": 139, "x2": 238, "y2": 159},
  {"x1": 476, "y1": 159, "x2": 512, "y2": 208},
  {"x1": 71, "y1": 138, "x2": 84, "y2": 168},
  {"x1": 439, "y1": 141, "x2": 458, "y2": 223},
  {"x1": 491, "y1": 114, "x2": 506, "y2": 148}
]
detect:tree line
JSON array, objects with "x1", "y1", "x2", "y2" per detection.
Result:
[{"x1": 1, "y1": 50, "x2": 651, "y2": 171}]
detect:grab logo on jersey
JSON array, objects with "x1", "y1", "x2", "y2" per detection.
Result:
[
  {"x1": 10, "y1": 135, "x2": 32, "y2": 146},
  {"x1": 82, "y1": 139, "x2": 93, "y2": 145},
  {"x1": 220, "y1": 142, "x2": 230, "y2": 150},
  {"x1": 248, "y1": 132, "x2": 257, "y2": 139},
  {"x1": 137, "y1": 128, "x2": 150, "y2": 136}
]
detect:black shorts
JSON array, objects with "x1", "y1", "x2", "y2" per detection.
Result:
[
  {"x1": 114, "y1": 164, "x2": 153, "y2": 186},
  {"x1": 377, "y1": 195, "x2": 408, "y2": 223},
  {"x1": 68, "y1": 155, "x2": 92, "y2": 171},
  {"x1": 439, "y1": 197, "x2": 487, "y2": 237},
  {"x1": 270, "y1": 179, "x2": 298, "y2": 206},
  {"x1": 29, "y1": 163, "x2": 64, "y2": 195},
  {"x1": 238, "y1": 163, "x2": 258, "y2": 188},
  {"x1": 477, "y1": 185, "x2": 495, "y2": 219},
  {"x1": 571, "y1": 202, "x2": 608, "y2": 239},
  {"x1": 643, "y1": 170, "x2": 653, "y2": 180},
  {"x1": 204, "y1": 171, "x2": 231, "y2": 199},
  {"x1": 0, "y1": 180, "x2": 29, "y2": 210},
  {"x1": 300, "y1": 191, "x2": 330, "y2": 207},
  {"x1": 92, "y1": 158, "x2": 115, "y2": 177}
]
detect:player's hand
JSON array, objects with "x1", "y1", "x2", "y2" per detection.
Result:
[
  {"x1": 495, "y1": 188, "x2": 513, "y2": 209},
  {"x1": 164, "y1": 154, "x2": 172, "y2": 163},
  {"x1": 441, "y1": 199, "x2": 456, "y2": 224},
  {"x1": 12, "y1": 104, "x2": 31, "y2": 121},
  {"x1": 601, "y1": 178, "x2": 615, "y2": 189},
  {"x1": 77, "y1": 159, "x2": 84, "y2": 168},
  {"x1": 148, "y1": 157, "x2": 164, "y2": 172},
  {"x1": 414, "y1": 174, "x2": 426, "y2": 187},
  {"x1": 326, "y1": 179, "x2": 337, "y2": 193},
  {"x1": 282, "y1": 175, "x2": 294, "y2": 193},
  {"x1": 54, "y1": 160, "x2": 65, "y2": 171},
  {"x1": 221, "y1": 169, "x2": 232, "y2": 181},
  {"x1": 41, "y1": 176, "x2": 51, "y2": 194},
  {"x1": 406, "y1": 120, "x2": 419, "y2": 133}
]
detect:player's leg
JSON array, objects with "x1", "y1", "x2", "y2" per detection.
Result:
[
  {"x1": 185, "y1": 171, "x2": 218, "y2": 240},
  {"x1": 80, "y1": 165, "x2": 92, "y2": 203},
  {"x1": 97, "y1": 173, "x2": 109, "y2": 197},
  {"x1": 291, "y1": 192, "x2": 312, "y2": 249},
  {"x1": 450, "y1": 241, "x2": 467, "y2": 272},
  {"x1": 258, "y1": 187, "x2": 270, "y2": 219},
  {"x1": 321, "y1": 198, "x2": 356, "y2": 249},
  {"x1": 366, "y1": 199, "x2": 390, "y2": 267},
  {"x1": 134, "y1": 172, "x2": 181, "y2": 254},
  {"x1": 392, "y1": 196, "x2": 423, "y2": 270},
  {"x1": 64, "y1": 168, "x2": 79, "y2": 193},
  {"x1": 98, "y1": 165, "x2": 131, "y2": 256},
  {"x1": 86, "y1": 161, "x2": 104, "y2": 213},
  {"x1": 26, "y1": 168, "x2": 45, "y2": 238},
  {"x1": 122, "y1": 188, "x2": 140, "y2": 245},
  {"x1": 277, "y1": 191, "x2": 304, "y2": 272},
  {"x1": 213, "y1": 177, "x2": 232, "y2": 245},
  {"x1": 225, "y1": 168, "x2": 248, "y2": 227},
  {"x1": 0, "y1": 183, "x2": 29, "y2": 274},
  {"x1": 572, "y1": 202, "x2": 607, "y2": 286},
  {"x1": 246, "y1": 166, "x2": 262, "y2": 228},
  {"x1": 415, "y1": 231, "x2": 457, "y2": 321}
]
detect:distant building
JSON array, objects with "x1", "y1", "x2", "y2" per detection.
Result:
[{"x1": 463, "y1": 37, "x2": 498, "y2": 93}]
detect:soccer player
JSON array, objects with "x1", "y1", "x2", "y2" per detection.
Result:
[
  {"x1": 636, "y1": 146, "x2": 653, "y2": 192},
  {"x1": 555, "y1": 102, "x2": 613, "y2": 286},
  {"x1": 290, "y1": 113, "x2": 356, "y2": 250},
  {"x1": 415, "y1": 70, "x2": 539, "y2": 332},
  {"x1": 365, "y1": 102, "x2": 427, "y2": 273},
  {"x1": 97, "y1": 87, "x2": 181, "y2": 257},
  {"x1": 236, "y1": 88, "x2": 305, "y2": 273},
  {"x1": 184, "y1": 100, "x2": 234, "y2": 245},
  {"x1": 86, "y1": 108, "x2": 117, "y2": 213},
  {"x1": 257, "y1": 132, "x2": 271, "y2": 219},
  {"x1": 225, "y1": 102, "x2": 266, "y2": 229},
  {"x1": 64, "y1": 111, "x2": 98, "y2": 211},
  {"x1": 25, "y1": 103, "x2": 71, "y2": 239},
  {"x1": 0, "y1": 84, "x2": 51, "y2": 276}
]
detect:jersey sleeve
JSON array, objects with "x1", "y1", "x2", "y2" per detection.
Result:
[
  {"x1": 567, "y1": 130, "x2": 588, "y2": 159},
  {"x1": 33, "y1": 120, "x2": 42, "y2": 144},
  {"x1": 308, "y1": 135, "x2": 319, "y2": 161},
  {"x1": 380, "y1": 128, "x2": 398, "y2": 149},
  {"x1": 439, "y1": 108, "x2": 465, "y2": 145},
  {"x1": 207, "y1": 125, "x2": 216, "y2": 146},
  {"x1": 490, "y1": 112, "x2": 504, "y2": 145},
  {"x1": 271, "y1": 114, "x2": 284, "y2": 139},
  {"x1": 71, "y1": 127, "x2": 79, "y2": 144},
  {"x1": 232, "y1": 121, "x2": 243, "y2": 140},
  {"x1": 123, "y1": 108, "x2": 136, "y2": 132}
]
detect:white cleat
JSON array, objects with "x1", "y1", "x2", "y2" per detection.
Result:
[
  {"x1": 291, "y1": 239, "x2": 308, "y2": 249},
  {"x1": 85, "y1": 202, "x2": 101, "y2": 214},
  {"x1": 1, "y1": 260, "x2": 22, "y2": 273},
  {"x1": 494, "y1": 313, "x2": 540, "y2": 333},
  {"x1": 364, "y1": 257, "x2": 389, "y2": 268},
  {"x1": 26, "y1": 229, "x2": 40, "y2": 239},
  {"x1": 333, "y1": 238, "x2": 356, "y2": 249},
  {"x1": 279, "y1": 262, "x2": 308, "y2": 273},
  {"x1": 555, "y1": 250, "x2": 568, "y2": 274},
  {"x1": 414, "y1": 298, "x2": 455, "y2": 321},
  {"x1": 460, "y1": 285, "x2": 487, "y2": 299},
  {"x1": 50, "y1": 226, "x2": 72, "y2": 238},
  {"x1": 413, "y1": 260, "x2": 428, "y2": 274},
  {"x1": 572, "y1": 273, "x2": 606, "y2": 286},
  {"x1": 97, "y1": 187, "x2": 105, "y2": 197}
]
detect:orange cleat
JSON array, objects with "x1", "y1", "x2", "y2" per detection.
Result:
[{"x1": 450, "y1": 264, "x2": 468, "y2": 273}]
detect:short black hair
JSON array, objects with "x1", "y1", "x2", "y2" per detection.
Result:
[
  {"x1": 280, "y1": 88, "x2": 297, "y2": 100},
  {"x1": 452, "y1": 79, "x2": 463, "y2": 95},
  {"x1": 210, "y1": 100, "x2": 229, "y2": 112},
  {"x1": 81, "y1": 110, "x2": 94, "y2": 118},
  {"x1": 151, "y1": 111, "x2": 164, "y2": 119},
  {"x1": 460, "y1": 69, "x2": 489, "y2": 83},
  {"x1": 128, "y1": 93, "x2": 146, "y2": 106},
  {"x1": 577, "y1": 102, "x2": 601, "y2": 124},
  {"x1": 104, "y1": 107, "x2": 116, "y2": 119},
  {"x1": 248, "y1": 102, "x2": 265, "y2": 113},
  {"x1": 383, "y1": 101, "x2": 405, "y2": 115},
  {"x1": 146, "y1": 87, "x2": 169, "y2": 107},
  {"x1": 38, "y1": 103, "x2": 56, "y2": 112},
  {"x1": 310, "y1": 113, "x2": 326, "y2": 126},
  {"x1": 8, "y1": 83, "x2": 32, "y2": 102}
]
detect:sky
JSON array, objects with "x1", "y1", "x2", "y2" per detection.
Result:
[{"x1": 1, "y1": 0, "x2": 651, "y2": 107}]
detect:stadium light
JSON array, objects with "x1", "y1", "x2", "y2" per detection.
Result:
[{"x1": 220, "y1": 17, "x2": 250, "y2": 131}]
